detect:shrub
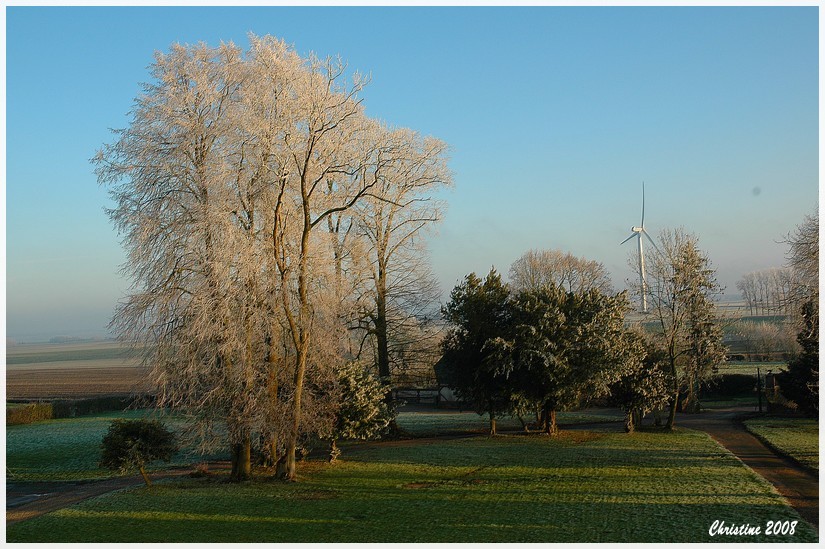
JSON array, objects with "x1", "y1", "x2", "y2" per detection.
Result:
[
  {"x1": 99, "y1": 419, "x2": 178, "y2": 486},
  {"x1": 329, "y1": 362, "x2": 394, "y2": 462}
]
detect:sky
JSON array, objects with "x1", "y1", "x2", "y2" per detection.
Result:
[{"x1": 4, "y1": 5, "x2": 820, "y2": 342}]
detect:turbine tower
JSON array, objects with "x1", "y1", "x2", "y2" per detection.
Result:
[{"x1": 621, "y1": 183, "x2": 659, "y2": 313}]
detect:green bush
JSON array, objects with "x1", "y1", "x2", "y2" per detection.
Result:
[{"x1": 100, "y1": 419, "x2": 178, "y2": 486}]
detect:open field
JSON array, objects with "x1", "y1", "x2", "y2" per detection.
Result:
[
  {"x1": 714, "y1": 362, "x2": 787, "y2": 376},
  {"x1": 6, "y1": 367, "x2": 151, "y2": 400},
  {"x1": 744, "y1": 417, "x2": 819, "y2": 472},
  {"x1": 6, "y1": 416, "x2": 817, "y2": 543},
  {"x1": 6, "y1": 341, "x2": 138, "y2": 366},
  {"x1": 6, "y1": 341, "x2": 147, "y2": 400}
]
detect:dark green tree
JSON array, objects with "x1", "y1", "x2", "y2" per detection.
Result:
[
  {"x1": 492, "y1": 285, "x2": 641, "y2": 435},
  {"x1": 100, "y1": 419, "x2": 178, "y2": 486},
  {"x1": 778, "y1": 300, "x2": 818, "y2": 417},
  {"x1": 437, "y1": 269, "x2": 512, "y2": 435}
]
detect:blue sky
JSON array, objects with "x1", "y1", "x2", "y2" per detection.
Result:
[{"x1": 5, "y1": 6, "x2": 819, "y2": 342}]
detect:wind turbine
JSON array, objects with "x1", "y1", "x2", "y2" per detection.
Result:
[{"x1": 621, "y1": 183, "x2": 659, "y2": 313}]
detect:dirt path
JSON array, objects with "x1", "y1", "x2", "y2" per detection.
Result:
[
  {"x1": 7, "y1": 408, "x2": 818, "y2": 531},
  {"x1": 676, "y1": 406, "x2": 818, "y2": 530}
]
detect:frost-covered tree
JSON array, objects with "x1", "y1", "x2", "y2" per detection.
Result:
[
  {"x1": 608, "y1": 336, "x2": 671, "y2": 433},
  {"x1": 777, "y1": 211, "x2": 819, "y2": 416},
  {"x1": 328, "y1": 361, "x2": 394, "y2": 462},
  {"x1": 352, "y1": 129, "x2": 451, "y2": 399},
  {"x1": 509, "y1": 249, "x2": 613, "y2": 295},
  {"x1": 95, "y1": 35, "x2": 450, "y2": 482},
  {"x1": 784, "y1": 211, "x2": 818, "y2": 307},
  {"x1": 633, "y1": 228, "x2": 727, "y2": 429},
  {"x1": 93, "y1": 41, "x2": 265, "y2": 481}
]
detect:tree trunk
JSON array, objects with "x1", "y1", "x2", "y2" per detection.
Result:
[
  {"x1": 281, "y1": 343, "x2": 308, "y2": 481},
  {"x1": 375, "y1": 290, "x2": 390, "y2": 381},
  {"x1": 489, "y1": 405, "x2": 497, "y2": 436},
  {"x1": 328, "y1": 438, "x2": 340, "y2": 463},
  {"x1": 375, "y1": 277, "x2": 393, "y2": 404},
  {"x1": 624, "y1": 410, "x2": 635, "y2": 433},
  {"x1": 547, "y1": 409, "x2": 559, "y2": 436},
  {"x1": 230, "y1": 433, "x2": 252, "y2": 482},
  {"x1": 666, "y1": 389, "x2": 679, "y2": 431},
  {"x1": 264, "y1": 330, "x2": 280, "y2": 468},
  {"x1": 139, "y1": 465, "x2": 152, "y2": 487},
  {"x1": 542, "y1": 405, "x2": 559, "y2": 436},
  {"x1": 536, "y1": 404, "x2": 545, "y2": 432}
]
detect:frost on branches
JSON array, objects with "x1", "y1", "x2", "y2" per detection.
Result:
[{"x1": 93, "y1": 35, "x2": 450, "y2": 481}]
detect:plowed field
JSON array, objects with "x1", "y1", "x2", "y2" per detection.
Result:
[{"x1": 6, "y1": 342, "x2": 150, "y2": 400}]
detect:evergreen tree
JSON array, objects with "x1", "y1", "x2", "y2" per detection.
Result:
[
  {"x1": 492, "y1": 285, "x2": 641, "y2": 435},
  {"x1": 778, "y1": 300, "x2": 818, "y2": 417},
  {"x1": 328, "y1": 361, "x2": 394, "y2": 461},
  {"x1": 437, "y1": 269, "x2": 512, "y2": 435},
  {"x1": 100, "y1": 419, "x2": 178, "y2": 486}
]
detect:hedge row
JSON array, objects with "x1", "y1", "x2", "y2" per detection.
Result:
[
  {"x1": 6, "y1": 396, "x2": 146, "y2": 426},
  {"x1": 6, "y1": 402, "x2": 55, "y2": 425}
]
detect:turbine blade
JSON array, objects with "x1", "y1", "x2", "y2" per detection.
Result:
[
  {"x1": 621, "y1": 233, "x2": 636, "y2": 245},
  {"x1": 641, "y1": 181, "x2": 645, "y2": 227},
  {"x1": 642, "y1": 229, "x2": 661, "y2": 254}
]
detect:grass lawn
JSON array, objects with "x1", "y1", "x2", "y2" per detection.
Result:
[
  {"x1": 7, "y1": 424, "x2": 817, "y2": 542},
  {"x1": 6, "y1": 410, "x2": 216, "y2": 481},
  {"x1": 715, "y1": 362, "x2": 787, "y2": 376},
  {"x1": 743, "y1": 417, "x2": 819, "y2": 472},
  {"x1": 394, "y1": 410, "x2": 621, "y2": 436}
]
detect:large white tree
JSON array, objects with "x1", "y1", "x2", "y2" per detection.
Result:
[
  {"x1": 96, "y1": 36, "x2": 450, "y2": 482},
  {"x1": 94, "y1": 42, "x2": 269, "y2": 480}
]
